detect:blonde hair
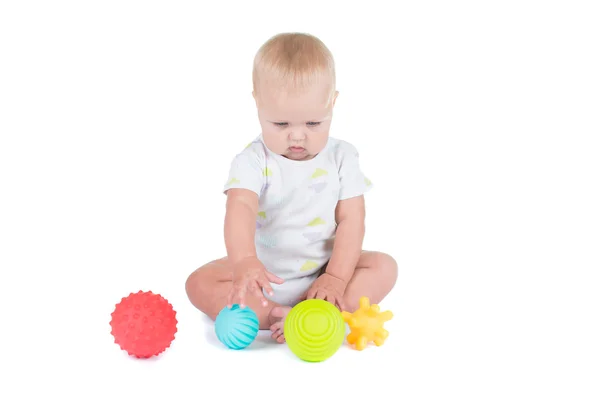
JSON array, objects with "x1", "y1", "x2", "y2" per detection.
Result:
[{"x1": 252, "y1": 32, "x2": 336, "y2": 105}]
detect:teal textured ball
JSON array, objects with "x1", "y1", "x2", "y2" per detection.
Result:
[{"x1": 215, "y1": 305, "x2": 259, "y2": 350}]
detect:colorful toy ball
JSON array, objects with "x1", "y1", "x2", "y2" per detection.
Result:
[
  {"x1": 284, "y1": 299, "x2": 345, "y2": 362},
  {"x1": 110, "y1": 290, "x2": 177, "y2": 358},
  {"x1": 215, "y1": 305, "x2": 259, "y2": 350}
]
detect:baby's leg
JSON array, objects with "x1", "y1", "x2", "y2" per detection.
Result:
[
  {"x1": 264, "y1": 275, "x2": 320, "y2": 343},
  {"x1": 185, "y1": 257, "x2": 286, "y2": 330},
  {"x1": 343, "y1": 251, "x2": 398, "y2": 312}
]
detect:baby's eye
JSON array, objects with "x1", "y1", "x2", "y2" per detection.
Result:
[
  {"x1": 307, "y1": 122, "x2": 321, "y2": 127},
  {"x1": 273, "y1": 122, "x2": 288, "y2": 127}
]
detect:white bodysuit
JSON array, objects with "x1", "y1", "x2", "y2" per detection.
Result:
[{"x1": 223, "y1": 135, "x2": 372, "y2": 306}]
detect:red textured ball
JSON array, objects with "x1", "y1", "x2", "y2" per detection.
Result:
[{"x1": 110, "y1": 290, "x2": 177, "y2": 358}]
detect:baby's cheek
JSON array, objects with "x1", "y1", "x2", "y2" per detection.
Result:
[
  {"x1": 310, "y1": 133, "x2": 329, "y2": 153},
  {"x1": 263, "y1": 131, "x2": 287, "y2": 153}
]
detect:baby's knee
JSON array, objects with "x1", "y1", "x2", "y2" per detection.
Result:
[
  {"x1": 185, "y1": 267, "x2": 212, "y2": 304},
  {"x1": 373, "y1": 252, "x2": 398, "y2": 284},
  {"x1": 185, "y1": 269, "x2": 199, "y2": 295}
]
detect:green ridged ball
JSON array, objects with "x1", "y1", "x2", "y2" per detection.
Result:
[{"x1": 284, "y1": 299, "x2": 345, "y2": 362}]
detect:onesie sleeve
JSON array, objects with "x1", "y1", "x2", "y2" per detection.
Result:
[
  {"x1": 223, "y1": 144, "x2": 265, "y2": 196},
  {"x1": 336, "y1": 141, "x2": 373, "y2": 200}
]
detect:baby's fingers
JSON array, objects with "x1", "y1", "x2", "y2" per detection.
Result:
[
  {"x1": 315, "y1": 290, "x2": 327, "y2": 301},
  {"x1": 337, "y1": 297, "x2": 346, "y2": 312},
  {"x1": 226, "y1": 289, "x2": 234, "y2": 308},
  {"x1": 226, "y1": 282, "x2": 239, "y2": 307},
  {"x1": 332, "y1": 295, "x2": 346, "y2": 312},
  {"x1": 258, "y1": 278, "x2": 275, "y2": 298},
  {"x1": 265, "y1": 270, "x2": 284, "y2": 285},
  {"x1": 231, "y1": 283, "x2": 248, "y2": 308},
  {"x1": 250, "y1": 280, "x2": 269, "y2": 307},
  {"x1": 324, "y1": 293, "x2": 336, "y2": 307}
]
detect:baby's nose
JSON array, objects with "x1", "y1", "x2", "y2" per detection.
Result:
[{"x1": 289, "y1": 129, "x2": 306, "y2": 141}]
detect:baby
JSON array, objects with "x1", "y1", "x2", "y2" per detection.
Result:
[{"x1": 185, "y1": 32, "x2": 397, "y2": 343}]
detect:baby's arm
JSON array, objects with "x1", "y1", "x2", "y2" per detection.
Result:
[
  {"x1": 224, "y1": 188, "x2": 283, "y2": 306},
  {"x1": 224, "y1": 189, "x2": 259, "y2": 262},
  {"x1": 325, "y1": 195, "x2": 366, "y2": 284},
  {"x1": 222, "y1": 146, "x2": 284, "y2": 307}
]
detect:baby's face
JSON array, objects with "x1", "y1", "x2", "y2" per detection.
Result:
[{"x1": 255, "y1": 83, "x2": 337, "y2": 161}]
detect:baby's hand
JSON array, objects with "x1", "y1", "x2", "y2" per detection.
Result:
[
  {"x1": 305, "y1": 273, "x2": 347, "y2": 311},
  {"x1": 227, "y1": 256, "x2": 284, "y2": 309}
]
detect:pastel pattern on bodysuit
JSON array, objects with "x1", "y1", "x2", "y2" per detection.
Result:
[
  {"x1": 256, "y1": 211, "x2": 266, "y2": 229},
  {"x1": 300, "y1": 260, "x2": 319, "y2": 271},
  {"x1": 303, "y1": 217, "x2": 326, "y2": 242},
  {"x1": 310, "y1": 168, "x2": 328, "y2": 193},
  {"x1": 256, "y1": 233, "x2": 277, "y2": 248}
]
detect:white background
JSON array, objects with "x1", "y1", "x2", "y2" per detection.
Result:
[{"x1": 1, "y1": 1, "x2": 599, "y2": 399}]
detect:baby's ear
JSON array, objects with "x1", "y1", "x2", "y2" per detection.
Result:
[{"x1": 332, "y1": 90, "x2": 339, "y2": 107}]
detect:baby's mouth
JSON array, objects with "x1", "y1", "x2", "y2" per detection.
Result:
[{"x1": 289, "y1": 146, "x2": 305, "y2": 153}]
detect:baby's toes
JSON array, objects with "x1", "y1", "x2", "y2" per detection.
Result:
[
  {"x1": 270, "y1": 323, "x2": 286, "y2": 342},
  {"x1": 273, "y1": 324, "x2": 284, "y2": 336},
  {"x1": 270, "y1": 320, "x2": 283, "y2": 332},
  {"x1": 276, "y1": 332, "x2": 286, "y2": 343},
  {"x1": 271, "y1": 328, "x2": 284, "y2": 343}
]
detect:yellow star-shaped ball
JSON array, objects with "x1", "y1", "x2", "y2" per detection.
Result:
[{"x1": 341, "y1": 297, "x2": 393, "y2": 350}]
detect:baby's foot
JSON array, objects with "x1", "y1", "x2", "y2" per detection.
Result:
[{"x1": 268, "y1": 306, "x2": 291, "y2": 343}]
